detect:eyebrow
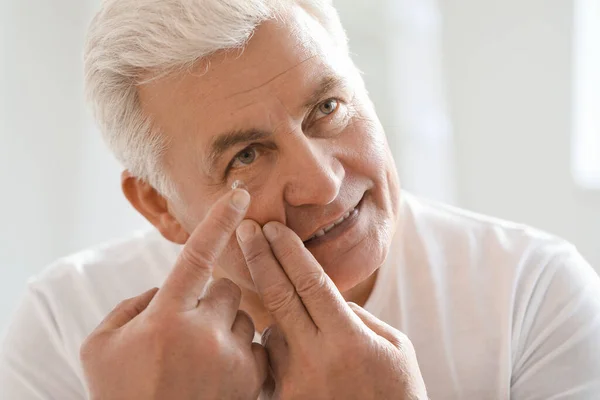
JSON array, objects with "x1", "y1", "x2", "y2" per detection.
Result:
[
  {"x1": 303, "y1": 75, "x2": 347, "y2": 111},
  {"x1": 207, "y1": 128, "x2": 271, "y2": 173},
  {"x1": 206, "y1": 75, "x2": 347, "y2": 173}
]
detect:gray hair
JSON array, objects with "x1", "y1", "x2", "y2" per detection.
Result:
[{"x1": 84, "y1": 0, "x2": 348, "y2": 198}]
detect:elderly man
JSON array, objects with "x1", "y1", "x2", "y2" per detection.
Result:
[{"x1": 2, "y1": 0, "x2": 600, "y2": 399}]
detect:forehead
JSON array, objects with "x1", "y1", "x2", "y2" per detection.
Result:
[{"x1": 137, "y1": 6, "x2": 353, "y2": 144}]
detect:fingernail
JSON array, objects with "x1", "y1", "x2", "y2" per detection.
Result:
[
  {"x1": 237, "y1": 220, "x2": 256, "y2": 243},
  {"x1": 262, "y1": 222, "x2": 279, "y2": 242},
  {"x1": 261, "y1": 326, "x2": 272, "y2": 346},
  {"x1": 231, "y1": 189, "x2": 250, "y2": 211}
]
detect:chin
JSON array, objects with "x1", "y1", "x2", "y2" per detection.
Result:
[{"x1": 318, "y1": 242, "x2": 389, "y2": 294}]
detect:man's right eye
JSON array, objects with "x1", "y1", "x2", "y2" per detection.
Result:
[{"x1": 228, "y1": 145, "x2": 260, "y2": 171}]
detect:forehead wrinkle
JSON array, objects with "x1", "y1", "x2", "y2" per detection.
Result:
[{"x1": 221, "y1": 54, "x2": 319, "y2": 101}]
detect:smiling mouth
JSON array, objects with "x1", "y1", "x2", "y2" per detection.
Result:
[{"x1": 303, "y1": 196, "x2": 364, "y2": 245}]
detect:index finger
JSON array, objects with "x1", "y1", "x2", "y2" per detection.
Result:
[
  {"x1": 261, "y1": 222, "x2": 358, "y2": 332},
  {"x1": 236, "y1": 220, "x2": 317, "y2": 342},
  {"x1": 153, "y1": 189, "x2": 251, "y2": 310}
]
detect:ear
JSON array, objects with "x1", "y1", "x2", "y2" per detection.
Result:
[{"x1": 121, "y1": 170, "x2": 190, "y2": 245}]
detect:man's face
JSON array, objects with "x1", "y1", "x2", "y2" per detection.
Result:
[{"x1": 138, "y1": 7, "x2": 401, "y2": 294}]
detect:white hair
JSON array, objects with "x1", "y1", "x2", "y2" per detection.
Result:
[{"x1": 84, "y1": 0, "x2": 348, "y2": 198}]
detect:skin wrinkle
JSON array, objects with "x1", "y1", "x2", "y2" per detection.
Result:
[
  {"x1": 221, "y1": 54, "x2": 320, "y2": 102},
  {"x1": 205, "y1": 74, "x2": 349, "y2": 178},
  {"x1": 81, "y1": 4, "x2": 426, "y2": 396},
  {"x1": 133, "y1": 10, "x2": 401, "y2": 331}
]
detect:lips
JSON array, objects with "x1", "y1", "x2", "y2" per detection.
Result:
[
  {"x1": 305, "y1": 207, "x2": 357, "y2": 242},
  {"x1": 302, "y1": 196, "x2": 363, "y2": 243}
]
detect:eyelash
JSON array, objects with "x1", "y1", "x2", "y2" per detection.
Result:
[
  {"x1": 311, "y1": 97, "x2": 343, "y2": 121},
  {"x1": 225, "y1": 144, "x2": 261, "y2": 176}
]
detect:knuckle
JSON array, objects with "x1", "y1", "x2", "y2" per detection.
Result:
[
  {"x1": 390, "y1": 331, "x2": 412, "y2": 352},
  {"x1": 179, "y1": 246, "x2": 217, "y2": 275},
  {"x1": 79, "y1": 335, "x2": 96, "y2": 362},
  {"x1": 274, "y1": 241, "x2": 302, "y2": 262},
  {"x1": 294, "y1": 271, "x2": 327, "y2": 298},
  {"x1": 242, "y1": 244, "x2": 270, "y2": 266},
  {"x1": 79, "y1": 331, "x2": 111, "y2": 364},
  {"x1": 202, "y1": 329, "x2": 229, "y2": 358},
  {"x1": 343, "y1": 327, "x2": 364, "y2": 348},
  {"x1": 211, "y1": 278, "x2": 242, "y2": 301},
  {"x1": 115, "y1": 297, "x2": 134, "y2": 310},
  {"x1": 261, "y1": 282, "x2": 298, "y2": 314},
  {"x1": 212, "y1": 213, "x2": 238, "y2": 235},
  {"x1": 143, "y1": 313, "x2": 177, "y2": 341},
  {"x1": 145, "y1": 323, "x2": 188, "y2": 356}
]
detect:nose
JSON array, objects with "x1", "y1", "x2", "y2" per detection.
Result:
[{"x1": 281, "y1": 137, "x2": 344, "y2": 207}]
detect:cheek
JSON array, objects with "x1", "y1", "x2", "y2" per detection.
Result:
[
  {"x1": 344, "y1": 114, "x2": 391, "y2": 176},
  {"x1": 172, "y1": 201, "x2": 257, "y2": 291},
  {"x1": 216, "y1": 237, "x2": 256, "y2": 291},
  {"x1": 344, "y1": 112, "x2": 401, "y2": 218},
  {"x1": 213, "y1": 200, "x2": 286, "y2": 291}
]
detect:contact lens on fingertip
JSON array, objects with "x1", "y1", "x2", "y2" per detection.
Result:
[{"x1": 231, "y1": 180, "x2": 248, "y2": 191}]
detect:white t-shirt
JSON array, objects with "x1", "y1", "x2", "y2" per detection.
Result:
[{"x1": 2, "y1": 193, "x2": 600, "y2": 399}]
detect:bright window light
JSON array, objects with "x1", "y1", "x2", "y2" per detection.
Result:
[{"x1": 572, "y1": 0, "x2": 600, "y2": 189}]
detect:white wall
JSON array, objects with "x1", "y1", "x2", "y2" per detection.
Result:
[
  {"x1": 335, "y1": 0, "x2": 457, "y2": 204},
  {"x1": 441, "y1": 0, "x2": 600, "y2": 269},
  {"x1": 0, "y1": 0, "x2": 149, "y2": 330}
]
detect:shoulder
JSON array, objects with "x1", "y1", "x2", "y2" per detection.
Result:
[
  {"x1": 400, "y1": 192, "x2": 579, "y2": 271},
  {"x1": 389, "y1": 193, "x2": 600, "y2": 396},
  {"x1": 397, "y1": 192, "x2": 598, "y2": 321},
  {"x1": 30, "y1": 228, "x2": 179, "y2": 302},
  {"x1": 402, "y1": 190, "x2": 599, "y2": 332},
  {"x1": 29, "y1": 227, "x2": 180, "y2": 323},
  {"x1": 13, "y1": 229, "x2": 180, "y2": 360},
  {"x1": 1, "y1": 229, "x2": 181, "y2": 398}
]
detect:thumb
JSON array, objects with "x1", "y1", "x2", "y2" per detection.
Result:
[
  {"x1": 251, "y1": 343, "x2": 271, "y2": 397},
  {"x1": 99, "y1": 287, "x2": 159, "y2": 330},
  {"x1": 261, "y1": 324, "x2": 289, "y2": 381},
  {"x1": 348, "y1": 302, "x2": 404, "y2": 347}
]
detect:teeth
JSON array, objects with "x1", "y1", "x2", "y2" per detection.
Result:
[
  {"x1": 307, "y1": 206, "x2": 357, "y2": 242},
  {"x1": 334, "y1": 216, "x2": 345, "y2": 225},
  {"x1": 323, "y1": 223, "x2": 336, "y2": 233}
]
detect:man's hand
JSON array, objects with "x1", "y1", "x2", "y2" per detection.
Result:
[
  {"x1": 80, "y1": 189, "x2": 267, "y2": 400},
  {"x1": 236, "y1": 221, "x2": 427, "y2": 400}
]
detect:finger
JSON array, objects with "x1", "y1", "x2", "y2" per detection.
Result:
[
  {"x1": 200, "y1": 278, "x2": 242, "y2": 327},
  {"x1": 98, "y1": 287, "x2": 159, "y2": 330},
  {"x1": 261, "y1": 371, "x2": 276, "y2": 400},
  {"x1": 154, "y1": 189, "x2": 250, "y2": 310},
  {"x1": 252, "y1": 343, "x2": 269, "y2": 395},
  {"x1": 231, "y1": 310, "x2": 256, "y2": 343},
  {"x1": 348, "y1": 303, "x2": 428, "y2": 396},
  {"x1": 262, "y1": 221, "x2": 356, "y2": 331},
  {"x1": 236, "y1": 220, "x2": 316, "y2": 340},
  {"x1": 261, "y1": 324, "x2": 288, "y2": 381},
  {"x1": 348, "y1": 302, "x2": 403, "y2": 347}
]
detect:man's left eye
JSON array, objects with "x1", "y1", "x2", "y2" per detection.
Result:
[{"x1": 315, "y1": 99, "x2": 339, "y2": 119}]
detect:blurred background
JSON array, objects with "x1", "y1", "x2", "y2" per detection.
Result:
[{"x1": 1, "y1": 0, "x2": 598, "y2": 330}]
